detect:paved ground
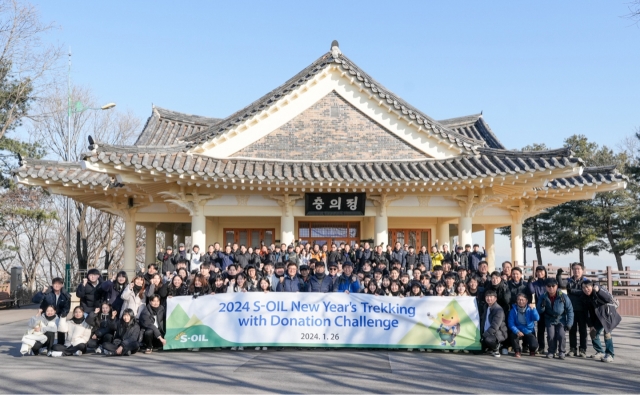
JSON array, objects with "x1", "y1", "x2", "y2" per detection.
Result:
[{"x1": 1, "y1": 305, "x2": 640, "y2": 394}]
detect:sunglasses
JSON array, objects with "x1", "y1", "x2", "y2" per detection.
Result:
[{"x1": 329, "y1": 268, "x2": 338, "y2": 271}]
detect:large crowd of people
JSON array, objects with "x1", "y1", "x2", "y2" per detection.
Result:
[{"x1": 21, "y1": 240, "x2": 621, "y2": 362}]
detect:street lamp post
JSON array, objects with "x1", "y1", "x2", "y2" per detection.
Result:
[{"x1": 64, "y1": 50, "x2": 116, "y2": 292}]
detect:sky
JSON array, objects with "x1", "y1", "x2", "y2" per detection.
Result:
[{"x1": 24, "y1": 0, "x2": 640, "y2": 269}]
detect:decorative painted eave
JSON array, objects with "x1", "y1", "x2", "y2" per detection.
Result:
[{"x1": 181, "y1": 46, "x2": 485, "y2": 154}]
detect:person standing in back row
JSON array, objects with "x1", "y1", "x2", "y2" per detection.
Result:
[
  {"x1": 537, "y1": 278, "x2": 574, "y2": 360},
  {"x1": 556, "y1": 263, "x2": 589, "y2": 358}
]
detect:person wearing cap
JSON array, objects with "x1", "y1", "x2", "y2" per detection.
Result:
[
  {"x1": 333, "y1": 261, "x2": 360, "y2": 294},
  {"x1": 373, "y1": 245, "x2": 389, "y2": 270},
  {"x1": 508, "y1": 293, "x2": 539, "y2": 358},
  {"x1": 283, "y1": 244, "x2": 299, "y2": 266},
  {"x1": 327, "y1": 261, "x2": 340, "y2": 285},
  {"x1": 480, "y1": 289, "x2": 508, "y2": 357},
  {"x1": 452, "y1": 245, "x2": 468, "y2": 270},
  {"x1": 456, "y1": 265, "x2": 469, "y2": 283},
  {"x1": 157, "y1": 246, "x2": 176, "y2": 275},
  {"x1": 32, "y1": 277, "x2": 71, "y2": 346},
  {"x1": 299, "y1": 265, "x2": 311, "y2": 286},
  {"x1": 537, "y1": 278, "x2": 574, "y2": 359},
  {"x1": 556, "y1": 263, "x2": 590, "y2": 358},
  {"x1": 276, "y1": 262, "x2": 306, "y2": 292},
  {"x1": 308, "y1": 261, "x2": 333, "y2": 292},
  {"x1": 76, "y1": 268, "x2": 104, "y2": 313},
  {"x1": 581, "y1": 279, "x2": 621, "y2": 363},
  {"x1": 175, "y1": 243, "x2": 188, "y2": 262}
]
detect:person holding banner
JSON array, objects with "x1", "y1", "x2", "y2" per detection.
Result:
[
  {"x1": 308, "y1": 260, "x2": 333, "y2": 292},
  {"x1": 277, "y1": 262, "x2": 307, "y2": 292},
  {"x1": 189, "y1": 274, "x2": 212, "y2": 297},
  {"x1": 227, "y1": 273, "x2": 252, "y2": 293},
  {"x1": 480, "y1": 289, "x2": 508, "y2": 357},
  {"x1": 333, "y1": 261, "x2": 360, "y2": 293},
  {"x1": 257, "y1": 277, "x2": 271, "y2": 293}
]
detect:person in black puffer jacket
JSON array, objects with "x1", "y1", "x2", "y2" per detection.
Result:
[
  {"x1": 100, "y1": 271, "x2": 128, "y2": 314},
  {"x1": 138, "y1": 295, "x2": 167, "y2": 354},
  {"x1": 556, "y1": 263, "x2": 590, "y2": 357},
  {"x1": 167, "y1": 275, "x2": 189, "y2": 298},
  {"x1": 100, "y1": 308, "x2": 141, "y2": 356},
  {"x1": 76, "y1": 268, "x2": 104, "y2": 312},
  {"x1": 87, "y1": 302, "x2": 118, "y2": 350}
]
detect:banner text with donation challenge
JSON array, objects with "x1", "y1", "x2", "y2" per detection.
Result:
[{"x1": 165, "y1": 293, "x2": 481, "y2": 350}]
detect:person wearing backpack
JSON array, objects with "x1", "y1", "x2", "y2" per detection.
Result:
[
  {"x1": 581, "y1": 279, "x2": 621, "y2": 363},
  {"x1": 537, "y1": 278, "x2": 574, "y2": 360}
]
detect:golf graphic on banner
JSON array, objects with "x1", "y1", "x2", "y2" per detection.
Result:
[{"x1": 165, "y1": 294, "x2": 481, "y2": 350}]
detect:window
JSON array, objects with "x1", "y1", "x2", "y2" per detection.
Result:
[
  {"x1": 223, "y1": 229, "x2": 276, "y2": 248},
  {"x1": 389, "y1": 229, "x2": 431, "y2": 250},
  {"x1": 298, "y1": 222, "x2": 360, "y2": 246}
]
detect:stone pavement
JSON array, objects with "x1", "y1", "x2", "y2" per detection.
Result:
[{"x1": 1, "y1": 306, "x2": 639, "y2": 394}]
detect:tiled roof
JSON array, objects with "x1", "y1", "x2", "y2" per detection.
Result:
[
  {"x1": 134, "y1": 106, "x2": 221, "y2": 146},
  {"x1": 12, "y1": 159, "x2": 117, "y2": 188},
  {"x1": 182, "y1": 51, "x2": 486, "y2": 152},
  {"x1": 81, "y1": 143, "x2": 583, "y2": 183},
  {"x1": 438, "y1": 114, "x2": 505, "y2": 149},
  {"x1": 546, "y1": 165, "x2": 628, "y2": 189}
]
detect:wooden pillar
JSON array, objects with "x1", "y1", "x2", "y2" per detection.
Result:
[
  {"x1": 485, "y1": 225, "x2": 496, "y2": 273},
  {"x1": 144, "y1": 224, "x2": 157, "y2": 265}
]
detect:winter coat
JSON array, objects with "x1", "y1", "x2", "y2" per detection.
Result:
[
  {"x1": 65, "y1": 319, "x2": 92, "y2": 347},
  {"x1": 507, "y1": 280, "x2": 530, "y2": 305},
  {"x1": 157, "y1": 252, "x2": 176, "y2": 274},
  {"x1": 359, "y1": 249, "x2": 373, "y2": 270},
  {"x1": 527, "y1": 267, "x2": 548, "y2": 301},
  {"x1": 417, "y1": 252, "x2": 432, "y2": 271},
  {"x1": 87, "y1": 311, "x2": 117, "y2": 339},
  {"x1": 557, "y1": 275, "x2": 590, "y2": 312},
  {"x1": 276, "y1": 274, "x2": 307, "y2": 292},
  {"x1": 217, "y1": 252, "x2": 236, "y2": 270},
  {"x1": 34, "y1": 289, "x2": 71, "y2": 318},
  {"x1": 27, "y1": 314, "x2": 59, "y2": 334},
  {"x1": 391, "y1": 249, "x2": 406, "y2": 268},
  {"x1": 468, "y1": 251, "x2": 486, "y2": 272},
  {"x1": 405, "y1": 253, "x2": 417, "y2": 270},
  {"x1": 138, "y1": 304, "x2": 166, "y2": 339},
  {"x1": 76, "y1": 279, "x2": 105, "y2": 311},
  {"x1": 235, "y1": 252, "x2": 251, "y2": 269},
  {"x1": 121, "y1": 284, "x2": 155, "y2": 318},
  {"x1": 308, "y1": 274, "x2": 334, "y2": 292},
  {"x1": 333, "y1": 274, "x2": 361, "y2": 293},
  {"x1": 203, "y1": 251, "x2": 221, "y2": 268},
  {"x1": 167, "y1": 283, "x2": 189, "y2": 297},
  {"x1": 480, "y1": 304, "x2": 508, "y2": 342},
  {"x1": 341, "y1": 250, "x2": 356, "y2": 266},
  {"x1": 585, "y1": 286, "x2": 622, "y2": 333},
  {"x1": 487, "y1": 280, "x2": 511, "y2": 317},
  {"x1": 453, "y1": 252, "x2": 468, "y2": 270},
  {"x1": 537, "y1": 290, "x2": 574, "y2": 327},
  {"x1": 508, "y1": 304, "x2": 539, "y2": 335},
  {"x1": 430, "y1": 252, "x2": 444, "y2": 267},
  {"x1": 113, "y1": 319, "x2": 141, "y2": 352},
  {"x1": 100, "y1": 281, "x2": 127, "y2": 314}
]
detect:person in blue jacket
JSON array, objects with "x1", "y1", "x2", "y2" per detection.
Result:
[
  {"x1": 508, "y1": 293, "x2": 540, "y2": 358},
  {"x1": 528, "y1": 265, "x2": 548, "y2": 354},
  {"x1": 333, "y1": 261, "x2": 360, "y2": 293},
  {"x1": 276, "y1": 262, "x2": 306, "y2": 292},
  {"x1": 537, "y1": 278, "x2": 574, "y2": 360}
]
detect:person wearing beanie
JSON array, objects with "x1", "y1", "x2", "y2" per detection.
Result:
[
  {"x1": 537, "y1": 278, "x2": 574, "y2": 360},
  {"x1": 76, "y1": 268, "x2": 104, "y2": 313},
  {"x1": 581, "y1": 279, "x2": 621, "y2": 363},
  {"x1": 157, "y1": 245, "x2": 177, "y2": 275}
]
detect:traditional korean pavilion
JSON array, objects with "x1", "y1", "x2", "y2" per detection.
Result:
[{"x1": 13, "y1": 41, "x2": 627, "y2": 275}]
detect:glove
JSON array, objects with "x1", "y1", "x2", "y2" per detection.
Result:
[
  {"x1": 564, "y1": 325, "x2": 570, "y2": 332},
  {"x1": 527, "y1": 275, "x2": 534, "y2": 283}
]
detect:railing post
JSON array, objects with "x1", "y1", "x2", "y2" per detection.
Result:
[
  {"x1": 606, "y1": 266, "x2": 613, "y2": 292},
  {"x1": 625, "y1": 266, "x2": 630, "y2": 296}
]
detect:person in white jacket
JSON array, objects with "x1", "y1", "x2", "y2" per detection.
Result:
[
  {"x1": 121, "y1": 275, "x2": 155, "y2": 318},
  {"x1": 20, "y1": 306, "x2": 59, "y2": 356},
  {"x1": 50, "y1": 306, "x2": 93, "y2": 357}
]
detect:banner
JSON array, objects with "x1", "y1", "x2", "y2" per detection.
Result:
[{"x1": 165, "y1": 293, "x2": 481, "y2": 350}]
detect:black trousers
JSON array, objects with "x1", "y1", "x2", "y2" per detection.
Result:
[
  {"x1": 143, "y1": 328, "x2": 164, "y2": 350},
  {"x1": 510, "y1": 331, "x2": 539, "y2": 353},
  {"x1": 51, "y1": 343, "x2": 87, "y2": 356},
  {"x1": 481, "y1": 333, "x2": 500, "y2": 351},
  {"x1": 570, "y1": 311, "x2": 588, "y2": 352},
  {"x1": 536, "y1": 314, "x2": 546, "y2": 351},
  {"x1": 102, "y1": 340, "x2": 139, "y2": 355},
  {"x1": 87, "y1": 334, "x2": 114, "y2": 349},
  {"x1": 32, "y1": 332, "x2": 56, "y2": 355}
]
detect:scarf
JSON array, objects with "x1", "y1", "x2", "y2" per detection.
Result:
[
  {"x1": 45, "y1": 314, "x2": 57, "y2": 321},
  {"x1": 133, "y1": 285, "x2": 142, "y2": 295},
  {"x1": 101, "y1": 313, "x2": 109, "y2": 321},
  {"x1": 517, "y1": 305, "x2": 527, "y2": 327},
  {"x1": 315, "y1": 272, "x2": 326, "y2": 281},
  {"x1": 194, "y1": 286, "x2": 202, "y2": 295},
  {"x1": 115, "y1": 281, "x2": 127, "y2": 293},
  {"x1": 149, "y1": 305, "x2": 159, "y2": 315},
  {"x1": 71, "y1": 316, "x2": 85, "y2": 325}
]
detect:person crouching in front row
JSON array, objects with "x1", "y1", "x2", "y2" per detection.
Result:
[
  {"x1": 99, "y1": 308, "x2": 140, "y2": 356},
  {"x1": 508, "y1": 293, "x2": 539, "y2": 358},
  {"x1": 20, "y1": 305, "x2": 58, "y2": 356},
  {"x1": 139, "y1": 295, "x2": 167, "y2": 354},
  {"x1": 50, "y1": 306, "x2": 92, "y2": 357},
  {"x1": 480, "y1": 289, "x2": 508, "y2": 357}
]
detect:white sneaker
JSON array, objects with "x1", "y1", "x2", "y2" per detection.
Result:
[
  {"x1": 238, "y1": 347, "x2": 244, "y2": 351},
  {"x1": 95, "y1": 347, "x2": 102, "y2": 354},
  {"x1": 50, "y1": 351, "x2": 64, "y2": 357},
  {"x1": 418, "y1": 348, "x2": 425, "y2": 352},
  {"x1": 407, "y1": 348, "x2": 413, "y2": 352},
  {"x1": 191, "y1": 348, "x2": 200, "y2": 352},
  {"x1": 501, "y1": 348, "x2": 509, "y2": 355},
  {"x1": 602, "y1": 354, "x2": 614, "y2": 363},
  {"x1": 74, "y1": 350, "x2": 82, "y2": 356},
  {"x1": 230, "y1": 347, "x2": 237, "y2": 351},
  {"x1": 255, "y1": 347, "x2": 260, "y2": 351},
  {"x1": 589, "y1": 352, "x2": 605, "y2": 360},
  {"x1": 39, "y1": 347, "x2": 48, "y2": 355},
  {"x1": 262, "y1": 347, "x2": 267, "y2": 351}
]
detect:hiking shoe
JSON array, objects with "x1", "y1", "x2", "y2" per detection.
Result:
[
  {"x1": 568, "y1": 349, "x2": 577, "y2": 357},
  {"x1": 589, "y1": 352, "x2": 605, "y2": 360},
  {"x1": 50, "y1": 351, "x2": 64, "y2": 358},
  {"x1": 579, "y1": 349, "x2": 587, "y2": 358},
  {"x1": 558, "y1": 353, "x2": 566, "y2": 360},
  {"x1": 530, "y1": 351, "x2": 536, "y2": 357},
  {"x1": 602, "y1": 354, "x2": 614, "y2": 363},
  {"x1": 491, "y1": 350, "x2": 500, "y2": 358},
  {"x1": 74, "y1": 350, "x2": 82, "y2": 356},
  {"x1": 95, "y1": 347, "x2": 102, "y2": 354},
  {"x1": 191, "y1": 348, "x2": 200, "y2": 352},
  {"x1": 418, "y1": 348, "x2": 425, "y2": 352},
  {"x1": 515, "y1": 352, "x2": 521, "y2": 358},
  {"x1": 426, "y1": 349, "x2": 433, "y2": 352},
  {"x1": 144, "y1": 349, "x2": 152, "y2": 354},
  {"x1": 230, "y1": 347, "x2": 237, "y2": 351},
  {"x1": 407, "y1": 348, "x2": 413, "y2": 352},
  {"x1": 238, "y1": 347, "x2": 244, "y2": 351},
  {"x1": 443, "y1": 349, "x2": 450, "y2": 353},
  {"x1": 39, "y1": 347, "x2": 48, "y2": 355},
  {"x1": 546, "y1": 353, "x2": 554, "y2": 359},
  {"x1": 501, "y1": 348, "x2": 509, "y2": 355},
  {"x1": 262, "y1": 347, "x2": 267, "y2": 351}
]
